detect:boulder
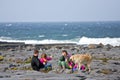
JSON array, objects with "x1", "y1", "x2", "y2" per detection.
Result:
[
  {"x1": 88, "y1": 44, "x2": 96, "y2": 49},
  {"x1": 97, "y1": 43, "x2": 104, "y2": 48}
]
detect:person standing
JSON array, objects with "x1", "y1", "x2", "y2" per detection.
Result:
[{"x1": 31, "y1": 50, "x2": 44, "y2": 71}]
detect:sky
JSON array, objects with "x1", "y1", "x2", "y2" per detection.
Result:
[{"x1": 0, "y1": 0, "x2": 120, "y2": 22}]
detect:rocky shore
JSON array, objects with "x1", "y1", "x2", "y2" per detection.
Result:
[{"x1": 0, "y1": 42, "x2": 120, "y2": 80}]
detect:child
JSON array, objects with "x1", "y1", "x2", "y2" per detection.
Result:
[
  {"x1": 72, "y1": 64, "x2": 86, "y2": 72},
  {"x1": 69, "y1": 54, "x2": 86, "y2": 72},
  {"x1": 39, "y1": 53, "x2": 52, "y2": 70}
]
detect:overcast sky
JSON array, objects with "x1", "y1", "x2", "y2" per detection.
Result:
[{"x1": 0, "y1": 0, "x2": 120, "y2": 22}]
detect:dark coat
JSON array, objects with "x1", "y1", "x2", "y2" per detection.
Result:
[
  {"x1": 59, "y1": 55, "x2": 65, "y2": 61},
  {"x1": 31, "y1": 56, "x2": 44, "y2": 71}
]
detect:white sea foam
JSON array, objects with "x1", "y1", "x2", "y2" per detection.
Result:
[
  {"x1": 0, "y1": 36, "x2": 12, "y2": 40},
  {"x1": 62, "y1": 34, "x2": 68, "y2": 37},
  {"x1": 0, "y1": 36, "x2": 120, "y2": 46},
  {"x1": 38, "y1": 35, "x2": 45, "y2": 38},
  {"x1": 65, "y1": 24, "x2": 68, "y2": 26},
  {"x1": 6, "y1": 24, "x2": 12, "y2": 26},
  {"x1": 0, "y1": 39, "x2": 76, "y2": 44},
  {"x1": 78, "y1": 36, "x2": 120, "y2": 46}
]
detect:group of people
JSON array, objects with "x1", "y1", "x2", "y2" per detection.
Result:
[
  {"x1": 31, "y1": 49, "x2": 85, "y2": 72},
  {"x1": 31, "y1": 50, "x2": 52, "y2": 71}
]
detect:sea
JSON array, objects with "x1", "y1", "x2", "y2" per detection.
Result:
[{"x1": 0, "y1": 21, "x2": 120, "y2": 46}]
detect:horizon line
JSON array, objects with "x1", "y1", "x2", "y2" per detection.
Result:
[{"x1": 0, "y1": 20, "x2": 120, "y2": 23}]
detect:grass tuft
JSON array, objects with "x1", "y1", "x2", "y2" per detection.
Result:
[
  {"x1": 0, "y1": 56, "x2": 4, "y2": 61},
  {"x1": 100, "y1": 69, "x2": 112, "y2": 74}
]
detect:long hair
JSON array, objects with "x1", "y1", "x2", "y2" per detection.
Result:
[
  {"x1": 41, "y1": 53, "x2": 47, "y2": 58},
  {"x1": 62, "y1": 50, "x2": 68, "y2": 55}
]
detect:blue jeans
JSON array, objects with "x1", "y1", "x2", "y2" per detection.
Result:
[{"x1": 44, "y1": 63, "x2": 52, "y2": 69}]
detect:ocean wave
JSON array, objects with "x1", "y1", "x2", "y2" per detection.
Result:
[
  {"x1": 62, "y1": 34, "x2": 68, "y2": 37},
  {"x1": 0, "y1": 36, "x2": 120, "y2": 46},
  {"x1": 5, "y1": 24, "x2": 12, "y2": 26},
  {"x1": 78, "y1": 36, "x2": 120, "y2": 46},
  {"x1": 0, "y1": 39, "x2": 76, "y2": 44},
  {"x1": 38, "y1": 35, "x2": 45, "y2": 38},
  {"x1": 0, "y1": 36, "x2": 12, "y2": 40}
]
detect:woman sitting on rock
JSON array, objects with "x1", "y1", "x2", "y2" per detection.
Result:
[
  {"x1": 39, "y1": 53, "x2": 52, "y2": 70},
  {"x1": 58, "y1": 50, "x2": 72, "y2": 70}
]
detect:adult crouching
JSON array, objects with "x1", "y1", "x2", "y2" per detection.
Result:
[{"x1": 31, "y1": 49, "x2": 44, "y2": 71}]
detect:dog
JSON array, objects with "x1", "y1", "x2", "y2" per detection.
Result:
[{"x1": 70, "y1": 53, "x2": 92, "y2": 72}]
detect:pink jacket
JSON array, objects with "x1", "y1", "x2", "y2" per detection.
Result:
[
  {"x1": 68, "y1": 61, "x2": 78, "y2": 69},
  {"x1": 39, "y1": 57, "x2": 52, "y2": 64}
]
